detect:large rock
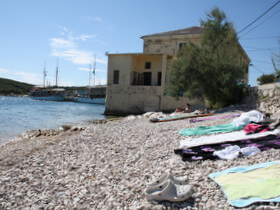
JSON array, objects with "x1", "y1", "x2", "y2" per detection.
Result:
[
  {"x1": 59, "y1": 125, "x2": 72, "y2": 131},
  {"x1": 259, "y1": 96, "x2": 280, "y2": 115}
]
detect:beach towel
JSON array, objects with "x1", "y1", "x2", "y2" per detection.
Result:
[
  {"x1": 174, "y1": 134, "x2": 280, "y2": 161},
  {"x1": 209, "y1": 161, "x2": 280, "y2": 207},
  {"x1": 244, "y1": 123, "x2": 270, "y2": 134},
  {"x1": 179, "y1": 129, "x2": 280, "y2": 148},
  {"x1": 150, "y1": 113, "x2": 213, "y2": 123},
  {"x1": 179, "y1": 110, "x2": 264, "y2": 137},
  {"x1": 189, "y1": 114, "x2": 240, "y2": 123},
  {"x1": 179, "y1": 123, "x2": 244, "y2": 136}
]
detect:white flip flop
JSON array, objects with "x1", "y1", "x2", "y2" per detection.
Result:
[
  {"x1": 145, "y1": 179, "x2": 193, "y2": 202},
  {"x1": 147, "y1": 172, "x2": 188, "y2": 187}
]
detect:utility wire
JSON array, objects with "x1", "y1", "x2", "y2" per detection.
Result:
[
  {"x1": 252, "y1": 61, "x2": 280, "y2": 75},
  {"x1": 238, "y1": 0, "x2": 280, "y2": 35},
  {"x1": 252, "y1": 59, "x2": 273, "y2": 64},
  {"x1": 245, "y1": 47, "x2": 280, "y2": 52},
  {"x1": 247, "y1": 50, "x2": 277, "y2": 52},
  {"x1": 251, "y1": 65, "x2": 267, "y2": 74},
  {"x1": 243, "y1": 46, "x2": 280, "y2": 50},
  {"x1": 246, "y1": 50, "x2": 280, "y2": 52},
  {"x1": 241, "y1": 35, "x2": 280, "y2": 40},
  {"x1": 239, "y1": 7, "x2": 280, "y2": 37}
]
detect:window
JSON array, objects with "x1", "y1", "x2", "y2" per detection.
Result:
[
  {"x1": 178, "y1": 42, "x2": 186, "y2": 50},
  {"x1": 145, "y1": 62, "x2": 151, "y2": 69},
  {"x1": 132, "y1": 72, "x2": 145, "y2": 85},
  {"x1": 157, "y1": 72, "x2": 162, "y2": 86},
  {"x1": 113, "y1": 70, "x2": 119, "y2": 84},
  {"x1": 132, "y1": 72, "x2": 156, "y2": 86},
  {"x1": 138, "y1": 74, "x2": 144, "y2": 85},
  {"x1": 143, "y1": 72, "x2": 152, "y2": 86}
]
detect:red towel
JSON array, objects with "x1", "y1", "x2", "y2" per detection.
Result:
[{"x1": 244, "y1": 124, "x2": 270, "y2": 134}]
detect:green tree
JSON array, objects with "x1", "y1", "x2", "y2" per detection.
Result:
[
  {"x1": 167, "y1": 8, "x2": 247, "y2": 109},
  {"x1": 257, "y1": 74, "x2": 275, "y2": 85}
]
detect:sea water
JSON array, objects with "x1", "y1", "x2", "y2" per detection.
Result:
[{"x1": 0, "y1": 96, "x2": 105, "y2": 144}]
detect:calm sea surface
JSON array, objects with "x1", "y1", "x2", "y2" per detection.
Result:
[{"x1": 0, "y1": 96, "x2": 105, "y2": 143}]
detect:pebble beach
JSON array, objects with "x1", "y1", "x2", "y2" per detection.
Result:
[{"x1": 0, "y1": 108, "x2": 280, "y2": 209}]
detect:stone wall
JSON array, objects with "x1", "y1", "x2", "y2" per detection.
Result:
[
  {"x1": 258, "y1": 83, "x2": 280, "y2": 115},
  {"x1": 244, "y1": 83, "x2": 280, "y2": 115}
]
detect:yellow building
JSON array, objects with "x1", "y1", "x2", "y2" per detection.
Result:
[{"x1": 105, "y1": 26, "x2": 250, "y2": 115}]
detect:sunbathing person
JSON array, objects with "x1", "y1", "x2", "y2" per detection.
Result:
[{"x1": 175, "y1": 103, "x2": 191, "y2": 113}]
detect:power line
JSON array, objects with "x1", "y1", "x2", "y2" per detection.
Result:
[
  {"x1": 247, "y1": 50, "x2": 277, "y2": 52},
  {"x1": 252, "y1": 65, "x2": 265, "y2": 74},
  {"x1": 245, "y1": 47, "x2": 280, "y2": 52},
  {"x1": 243, "y1": 46, "x2": 280, "y2": 50},
  {"x1": 243, "y1": 45, "x2": 280, "y2": 49},
  {"x1": 239, "y1": 7, "x2": 280, "y2": 37},
  {"x1": 252, "y1": 59, "x2": 272, "y2": 64},
  {"x1": 240, "y1": 35, "x2": 280, "y2": 40},
  {"x1": 246, "y1": 50, "x2": 278, "y2": 52},
  {"x1": 238, "y1": 0, "x2": 280, "y2": 35},
  {"x1": 251, "y1": 65, "x2": 275, "y2": 74}
]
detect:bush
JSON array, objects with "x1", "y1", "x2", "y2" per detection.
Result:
[{"x1": 257, "y1": 74, "x2": 275, "y2": 85}]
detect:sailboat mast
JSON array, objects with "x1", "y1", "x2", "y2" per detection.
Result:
[
  {"x1": 88, "y1": 64, "x2": 91, "y2": 92},
  {"x1": 93, "y1": 54, "x2": 96, "y2": 86},
  {"x1": 43, "y1": 60, "x2": 47, "y2": 88},
  {"x1": 55, "y1": 58, "x2": 59, "y2": 87}
]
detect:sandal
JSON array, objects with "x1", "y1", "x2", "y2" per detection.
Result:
[
  {"x1": 145, "y1": 179, "x2": 193, "y2": 202},
  {"x1": 147, "y1": 172, "x2": 188, "y2": 187}
]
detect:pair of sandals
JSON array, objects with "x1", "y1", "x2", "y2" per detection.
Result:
[{"x1": 145, "y1": 172, "x2": 193, "y2": 202}]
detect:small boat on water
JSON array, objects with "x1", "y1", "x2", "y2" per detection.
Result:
[
  {"x1": 74, "y1": 87, "x2": 105, "y2": 104},
  {"x1": 74, "y1": 55, "x2": 106, "y2": 105},
  {"x1": 73, "y1": 94, "x2": 105, "y2": 104},
  {"x1": 29, "y1": 87, "x2": 65, "y2": 101}
]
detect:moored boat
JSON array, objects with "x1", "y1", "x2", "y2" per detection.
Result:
[
  {"x1": 29, "y1": 59, "x2": 65, "y2": 101},
  {"x1": 73, "y1": 95, "x2": 105, "y2": 104},
  {"x1": 73, "y1": 55, "x2": 106, "y2": 105},
  {"x1": 29, "y1": 87, "x2": 65, "y2": 101},
  {"x1": 73, "y1": 87, "x2": 106, "y2": 105}
]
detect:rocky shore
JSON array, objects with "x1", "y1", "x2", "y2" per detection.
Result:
[{"x1": 0, "y1": 108, "x2": 280, "y2": 209}]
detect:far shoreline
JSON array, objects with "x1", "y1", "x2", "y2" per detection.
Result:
[{"x1": 0, "y1": 94, "x2": 28, "y2": 97}]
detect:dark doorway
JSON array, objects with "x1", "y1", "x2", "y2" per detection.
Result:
[
  {"x1": 143, "y1": 72, "x2": 152, "y2": 86},
  {"x1": 157, "y1": 72, "x2": 162, "y2": 86}
]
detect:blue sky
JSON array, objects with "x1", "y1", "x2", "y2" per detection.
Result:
[{"x1": 0, "y1": 0, "x2": 279, "y2": 87}]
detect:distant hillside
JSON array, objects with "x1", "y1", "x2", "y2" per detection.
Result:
[
  {"x1": 0, "y1": 78, "x2": 34, "y2": 95},
  {"x1": 0, "y1": 77, "x2": 102, "y2": 96}
]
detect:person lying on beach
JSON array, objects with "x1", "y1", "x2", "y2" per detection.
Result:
[{"x1": 175, "y1": 103, "x2": 191, "y2": 113}]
